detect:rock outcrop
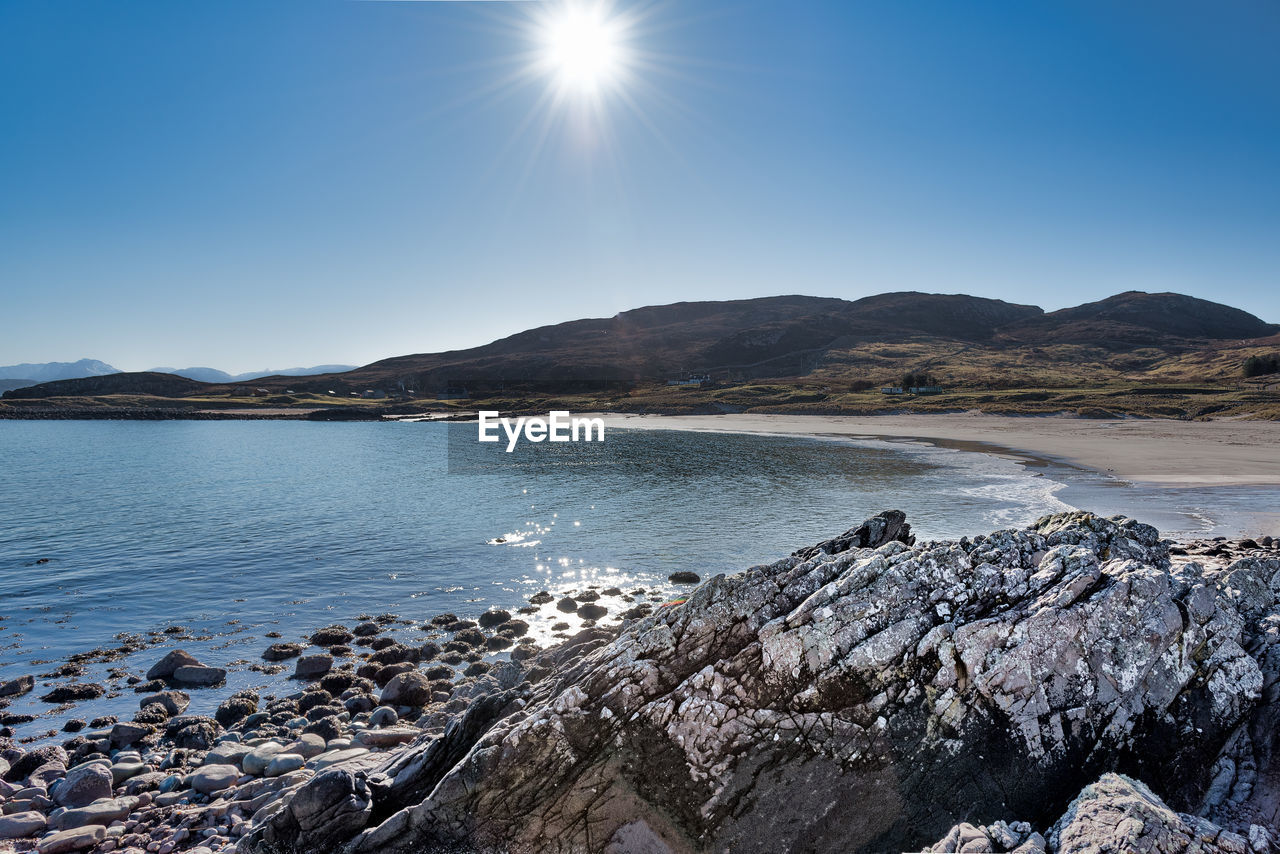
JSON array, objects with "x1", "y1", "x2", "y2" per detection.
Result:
[{"x1": 234, "y1": 510, "x2": 1280, "y2": 853}]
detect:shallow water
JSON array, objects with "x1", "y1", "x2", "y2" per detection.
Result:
[{"x1": 0, "y1": 420, "x2": 1268, "y2": 738}]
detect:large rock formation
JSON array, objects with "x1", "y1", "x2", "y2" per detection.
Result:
[{"x1": 239, "y1": 511, "x2": 1280, "y2": 854}]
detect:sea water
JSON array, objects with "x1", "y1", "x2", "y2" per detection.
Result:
[{"x1": 0, "y1": 419, "x2": 1266, "y2": 736}]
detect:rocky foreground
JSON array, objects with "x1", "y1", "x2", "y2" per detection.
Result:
[{"x1": 3, "y1": 511, "x2": 1280, "y2": 853}]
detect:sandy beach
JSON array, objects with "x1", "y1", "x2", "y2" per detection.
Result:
[{"x1": 597, "y1": 412, "x2": 1280, "y2": 487}]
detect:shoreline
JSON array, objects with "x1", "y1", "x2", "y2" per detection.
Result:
[
  {"x1": 595, "y1": 411, "x2": 1280, "y2": 539},
  {"x1": 594, "y1": 412, "x2": 1280, "y2": 488}
]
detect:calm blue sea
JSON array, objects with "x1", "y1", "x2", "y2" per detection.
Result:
[{"x1": 0, "y1": 420, "x2": 1266, "y2": 737}]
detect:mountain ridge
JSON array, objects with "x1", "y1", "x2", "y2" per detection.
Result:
[{"x1": 4, "y1": 290, "x2": 1277, "y2": 403}]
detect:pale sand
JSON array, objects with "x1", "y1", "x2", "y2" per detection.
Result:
[{"x1": 595, "y1": 413, "x2": 1280, "y2": 487}]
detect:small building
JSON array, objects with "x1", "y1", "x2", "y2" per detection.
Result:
[
  {"x1": 667, "y1": 374, "x2": 710, "y2": 387},
  {"x1": 880, "y1": 387, "x2": 904, "y2": 395},
  {"x1": 361, "y1": 389, "x2": 386, "y2": 399},
  {"x1": 252, "y1": 388, "x2": 270, "y2": 397}
]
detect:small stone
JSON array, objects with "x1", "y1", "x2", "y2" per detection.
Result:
[
  {"x1": 263, "y1": 753, "x2": 306, "y2": 777},
  {"x1": 668, "y1": 571, "x2": 700, "y2": 584},
  {"x1": 368, "y1": 706, "x2": 398, "y2": 727},
  {"x1": 36, "y1": 824, "x2": 105, "y2": 853},
  {"x1": 353, "y1": 621, "x2": 381, "y2": 637},
  {"x1": 529, "y1": 591, "x2": 554, "y2": 605},
  {"x1": 354, "y1": 728, "x2": 419, "y2": 748},
  {"x1": 556, "y1": 597, "x2": 578, "y2": 613},
  {"x1": 54, "y1": 763, "x2": 112, "y2": 808},
  {"x1": 0, "y1": 810, "x2": 47, "y2": 839},
  {"x1": 242, "y1": 743, "x2": 287, "y2": 776},
  {"x1": 189, "y1": 763, "x2": 239, "y2": 795}
]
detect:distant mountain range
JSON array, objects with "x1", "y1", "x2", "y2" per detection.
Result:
[
  {"x1": 0, "y1": 360, "x2": 354, "y2": 392},
  {"x1": 0, "y1": 358, "x2": 119, "y2": 387},
  {"x1": 147, "y1": 365, "x2": 356, "y2": 384},
  {"x1": 5, "y1": 291, "x2": 1278, "y2": 401}
]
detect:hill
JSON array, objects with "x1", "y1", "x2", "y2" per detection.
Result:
[
  {"x1": 0, "y1": 358, "x2": 119, "y2": 383},
  {"x1": 4, "y1": 291, "x2": 1277, "y2": 419},
  {"x1": 148, "y1": 364, "x2": 358, "y2": 383}
]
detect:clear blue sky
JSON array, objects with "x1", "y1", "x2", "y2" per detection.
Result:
[{"x1": 1, "y1": 0, "x2": 1277, "y2": 373}]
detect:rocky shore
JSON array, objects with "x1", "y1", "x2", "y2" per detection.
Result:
[{"x1": 2, "y1": 511, "x2": 1280, "y2": 853}]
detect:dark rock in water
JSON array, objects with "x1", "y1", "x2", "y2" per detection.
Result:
[
  {"x1": 529, "y1": 591, "x2": 554, "y2": 606},
  {"x1": 215, "y1": 689, "x2": 259, "y2": 727},
  {"x1": 144, "y1": 649, "x2": 200, "y2": 681},
  {"x1": 263, "y1": 642, "x2": 305, "y2": 661},
  {"x1": 556, "y1": 596, "x2": 578, "y2": 613},
  {"x1": 463, "y1": 661, "x2": 490, "y2": 678},
  {"x1": 134, "y1": 703, "x2": 170, "y2": 725},
  {"x1": 575, "y1": 590, "x2": 600, "y2": 603},
  {"x1": 577, "y1": 603, "x2": 608, "y2": 621},
  {"x1": 310, "y1": 625, "x2": 354, "y2": 647},
  {"x1": 238, "y1": 511, "x2": 1280, "y2": 854},
  {"x1": 168, "y1": 716, "x2": 220, "y2": 750},
  {"x1": 485, "y1": 635, "x2": 513, "y2": 651},
  {"x1": 39, "y1": 683, "x2": 105, "y2": 704},
  {"x1": 479, "y1": 609, "x2": 511, "y2": 628},
  {"x1": 452, "y1": 629, "x2": 485, "y2": 649},
  {"x1": 369, "y1": 635, "x2": 396, "y2": 651},
  {"x1": 0, "y1": 675, "x2": 34, "y2": 698},
  {"x1": 136, "y1": 690, "x2": 188, "y2": 717},
  {"x1": 298, "y1": 690, "x2": 334, "y2": 714},
  {"x1": 173, "y1": 664, "x2": 226, "y2": 686},
  {"x1": 108, "y1": 721, "x2": 151, "y2": 747},
  {"x1": 418, "y1": 642, "x2": 441, "y2": 662},
  {"x1": 353, "y1": 621, "x2": 381, "y2": 637},
  {"x1": 667, "y1": 571, "x2": 700, "y2": 584},
  {"x1": 443, "y1": 619, "x2": 478, "y2": 632},
  {"x1": 61, "y1": 718, "x2": 85, "y2": 733},
  {"x1": 370, "y1": 644, "x2": 417, "y2": 666},
  {"x1": 430, "y1": 613, "x2": 458, "y2": 627},
  {"x1": 374, "y1": 662, "x2": 415, "y2": 688},
  {"x1": 131, "y1": 679, "x2": 166, "y2": 694},
  {"x1": 321, "y1": 673, "x2": 361, "y2": 696},
  {"x1": 499, "y1": 619, "x2": 529, "y2": 638},
  {"x1": 294, "y1": 654, "x2": 333, "y2": 680},
  {"x1": 424, "y1": 665, "x2": 455, "y2": 681}
]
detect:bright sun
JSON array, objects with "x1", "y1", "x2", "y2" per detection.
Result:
[{"x1": 537, "y1": 3, "x2": 629, "y2": 96}]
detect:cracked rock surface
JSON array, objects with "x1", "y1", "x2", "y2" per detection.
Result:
[{"x1": 237, "y1": 510, "x2": 1280, "y2": 854}]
